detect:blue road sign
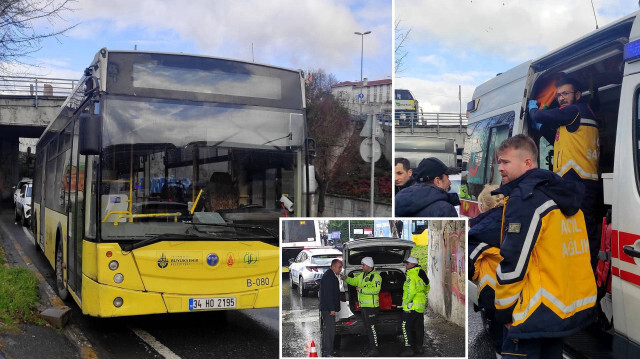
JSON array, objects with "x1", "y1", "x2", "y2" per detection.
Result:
[{"x1": 358, "y1": 93, "x2": 364, "y2": 99}]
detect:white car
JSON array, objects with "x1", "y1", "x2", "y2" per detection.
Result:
[
  {"x1": 15, "y1": 182, "x2": 32, "y2": 226},
  {"x1": 13, "y1": 178, "x2": 31, "y2": 207},
  {"x1": 289, "y1": 247, "x2": 342, "y2": 297}
]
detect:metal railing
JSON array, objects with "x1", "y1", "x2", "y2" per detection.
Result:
[
  {"x1": 0, "y1": 75, "x2": 76, "y2": 103},
  {"x1": 395, "y1": 111, "x2": 467, "y2": 133}
]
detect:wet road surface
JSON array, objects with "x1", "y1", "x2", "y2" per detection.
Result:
[
  {"x1": 282, "y1": 274, "x2": 465, "y2": 357},
  {"x1": 0, "y1": 205, "x2": 279, "y2": 359}
]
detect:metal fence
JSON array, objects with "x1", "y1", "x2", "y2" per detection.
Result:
[
  {"x1": 0, "y1": 75, "x2": 76, "y2": 98},
  {"x1": 395, "y1": 111, "x2": 467, "y2": 131}
]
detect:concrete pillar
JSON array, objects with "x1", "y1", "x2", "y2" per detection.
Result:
[{"x1": 0, "y1": 136, "x2": 20, "y2": 202}]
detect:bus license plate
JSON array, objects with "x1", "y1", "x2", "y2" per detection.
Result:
[{"x1": 189, "y1": 297, "x2": 236, "y2": 311}]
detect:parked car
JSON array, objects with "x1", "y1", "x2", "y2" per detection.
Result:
[
  {"x1": 327, "y1": 238, "x2": 415, "y2": 348},
  {"x1": 13, "y1": 178, "x2": 31, "y2": 207},
  {"x1": 15, "y1": 182, "x2": 32, "y2": 226},
  {"x1": 289, "y1": 247, "x2": 342, "y2": 297}
]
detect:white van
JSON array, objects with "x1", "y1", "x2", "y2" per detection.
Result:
[{"x1": 462, "y1": 10, "x2": 640, "y2": 357}]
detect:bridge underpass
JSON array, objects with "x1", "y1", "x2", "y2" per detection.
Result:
[{"x1": 0, "y1": 76, "x2": 75, "y2": 201}]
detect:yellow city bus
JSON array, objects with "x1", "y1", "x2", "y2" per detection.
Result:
[{"x1": 32, "y1": 49, "x2": 311, "y2": 317}]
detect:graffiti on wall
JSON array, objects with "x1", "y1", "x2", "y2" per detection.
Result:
[{"x1": 431, "y1": 220, "x2": 466, "y2": 319}]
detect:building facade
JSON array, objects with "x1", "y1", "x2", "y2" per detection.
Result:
[{"x1": 331, "y1": 78, "x2": 392, "y2": 122}]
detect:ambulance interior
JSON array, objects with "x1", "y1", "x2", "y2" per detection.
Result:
[{"x1": 527, "y1": 23, "x2": 632, "y2": 224}]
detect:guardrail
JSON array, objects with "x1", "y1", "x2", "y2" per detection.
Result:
[
  {"x1": 395, "y1": 111, "x2": 467, "y2": 133},
  {"x1": 0, "y1": 76, "x2": 76, "y2": 105}
]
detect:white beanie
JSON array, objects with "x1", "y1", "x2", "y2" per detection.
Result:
[
  {"x1": 361, "y1": 257, "x2": 374, "y2": 267},
  {"x1": 404, "y1": 256, "x2": 419, "y2": 265}
]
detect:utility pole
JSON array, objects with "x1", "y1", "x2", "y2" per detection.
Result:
[{"x1": 355, "y1": 30, "x2": 373, "y2": 216}]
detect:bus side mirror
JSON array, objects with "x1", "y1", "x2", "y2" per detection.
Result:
[{"x1": 79, "y1": 113, "x2": 102, "y2": 155}]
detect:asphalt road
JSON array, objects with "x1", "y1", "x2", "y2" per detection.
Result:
[
  {"x1": 281, "y1": 273, "x2": 465, "y2": 357},
  {"x1": 0, "y1": 205, "x2": 279, "y2": 359}
]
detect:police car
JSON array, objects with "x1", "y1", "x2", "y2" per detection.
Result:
[{"x1": 288, "y1": 247, "x2": 342, "y2": 297}]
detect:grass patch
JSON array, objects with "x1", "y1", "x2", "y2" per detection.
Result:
[
  {"x1": 0, "y1": 245, "x2": 43, "y2": 329},
  {"x1": 412, "y1": 245, "x2": 429, "y2": 268},
  {"x1": 411, "y1": 245, "x2": 431, "y2": 295}
]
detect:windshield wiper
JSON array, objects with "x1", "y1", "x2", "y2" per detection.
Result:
[
  {"x1": 187, "y1": 221, "x2": 277, "y2": 238},
  {"x1": 120, "y1": 233, "x2": 240, "y2": 251}
]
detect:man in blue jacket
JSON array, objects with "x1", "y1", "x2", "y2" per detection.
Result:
[
  {"x1": 395, "y1": 157, "x2": 459, "y2": 217},
  {"x1": 319, "y1": 258, "x2": 343, "y2": 357},
  {"x1": 493, "y1": 135, "x2": 596, "y2": 359}
]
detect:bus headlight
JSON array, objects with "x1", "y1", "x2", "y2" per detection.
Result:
[
  {"x1": 113, "y1": 273, "x2": 124, "y2": 283},
  {"x1": 108, "y1": 260, "x2": 119, "y2": 271},
  {"x1": 113, "y1": 297, "x2": 123, "y2": 308}
]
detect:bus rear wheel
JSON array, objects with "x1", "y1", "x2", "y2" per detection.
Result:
[{"x1": 55, "y1": 239, "x2": 69, "y2": 300}]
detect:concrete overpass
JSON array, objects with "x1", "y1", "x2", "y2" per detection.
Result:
[
  {"x1": 395, "y1": 112, "x2": 468, "y2": 149},
  {"x1": 0, "y1": 76, "x2": 74, "y2": 201}
]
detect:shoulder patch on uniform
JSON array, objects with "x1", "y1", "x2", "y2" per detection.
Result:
[{"x1": 508, "y1": 223, "x2": 521, "y2": 233}]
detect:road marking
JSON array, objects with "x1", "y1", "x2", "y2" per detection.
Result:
[
  {"x1": 131, "y1": 328, "x2": 182, "y2": 359},
  {"x1": 0, "y1": 220, "x2": 97, "y2": 359}
]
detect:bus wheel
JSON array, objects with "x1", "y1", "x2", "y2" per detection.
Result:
[
  {"x1": 33, "y1": 220, "x2": 40, "y2": 252},
  {"x1": 55, "y1": 239, "x2": 69, "y2": 300}
]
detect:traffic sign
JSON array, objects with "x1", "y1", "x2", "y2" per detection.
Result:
[
  {"x1": 360, "y1": 116, "x2": 384, "y2": 138},
  {"x1": 358, "y1": 93, "x2": 364, "y2": 99},
  {"x1": 360, "y1": 138, "x2": 381, "y2": 163}
]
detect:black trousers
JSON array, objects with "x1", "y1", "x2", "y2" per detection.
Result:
[
  {"x1": 401, "y1": 311, "x2": 424, "y2": 348},
  {"x1": 321, "y1": 311, "x2": 335, "y2": 357},
  {"x1": 361, "y1": 307, "x2": 379, "y2": 349}
]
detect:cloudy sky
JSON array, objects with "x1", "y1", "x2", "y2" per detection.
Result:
[
  {"x1": 10, "y1": 0, "x2": 391, "y2": 83},
  {"x1": 395, "y1": 0, "x2": 640, "y2": 112}
]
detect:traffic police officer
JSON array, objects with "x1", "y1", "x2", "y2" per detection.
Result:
[
  {"x1": 400, "y1": 256, "x2": 429, "y2": 357},
  {"x1": 343, "y1": 256, "x2": 382, "y2": 356}
]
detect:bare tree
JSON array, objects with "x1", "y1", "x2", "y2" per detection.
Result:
[
  {"x1": 395, "y1": 18, "x2": 411, "y2": 74},
  {"x1": 305, "y1": 69, "x2": 358, "y2": 216},
  {"x1": 0, "y1": 0, "x2": 77, "y2": 72}
]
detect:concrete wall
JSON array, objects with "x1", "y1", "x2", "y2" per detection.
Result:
[
  {"x1": 316, "y1": 194, "x2": 391, "y2": 217},
  {"x1": 0, "y1": 97, "x2": 63, "y2": 127},
  {"x1": 427, "y1": 219, "x2": 466, "y2": 327}
]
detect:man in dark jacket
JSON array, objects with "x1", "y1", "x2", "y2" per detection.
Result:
[
  {"x1": 320, "y1": 258, "x2": 343, "y2": 357},
  {"x1": 493, "y1": 135, "x2": 596, "y2": 359},
  {"x1": 395, "y1": 157, "x2": 459, "y2": 217},
  {"x1": 395, "y1": 157, "x2": 415, "y2": 194}
]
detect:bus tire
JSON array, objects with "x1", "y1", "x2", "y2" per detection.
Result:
[
  {"x1": 55, "y1": 238, "x2": 69, "y2": 300},
  {"x1": 33, "y1": 220, "x2": 40, "y2": 252}
]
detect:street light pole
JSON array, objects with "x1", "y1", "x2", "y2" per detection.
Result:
[{"x1": 355, "y1": 30, "x2": 373, "y2": 216}]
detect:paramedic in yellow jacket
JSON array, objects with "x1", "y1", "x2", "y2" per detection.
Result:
[
  {"x1": 493, "y1": 135, "x2": 597, "y2": 359},
  {"x1": 343, "y1": 256, "x2": 382, "y2": 357},
  {"x1": 528, "y1": 77, "x2": 600, "y2": 271}
]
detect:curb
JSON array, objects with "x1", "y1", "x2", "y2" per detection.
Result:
[{"x1": 1, "y1": 222, "x2": 98, "y2": 359}]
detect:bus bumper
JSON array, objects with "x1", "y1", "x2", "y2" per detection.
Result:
[{"x1": 81, "y1": 275, "x2": 279, "y2": 317}]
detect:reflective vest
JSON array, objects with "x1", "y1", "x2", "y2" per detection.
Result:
[
  {"x1": 402, "y1": 267, "x2": 427, "y2": 313},
  {"x1": 345, "y1": 269, "x2": 381, "y2": 308},
  {"x1": 495, "y1": 194, "x2": 597, "y2": 337},
  {"x1": 554, "y1": 117, "x2": 599, "y2": 181},
  {"x1": 471, "y1": 246, "x2": 501, "y2": 316}
]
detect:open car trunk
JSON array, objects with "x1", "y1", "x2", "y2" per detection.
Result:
[{"x1": 346, "y1": 268, "x2": 405, "y2": 313}]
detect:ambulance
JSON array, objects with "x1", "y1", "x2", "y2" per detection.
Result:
[{"x1": 463, "y1": 10, "x2": 640, "y2": 356}]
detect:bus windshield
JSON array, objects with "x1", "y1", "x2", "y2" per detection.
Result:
[{"x1": 99, "y1": 96, "x2": 304, "y2": 243}]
